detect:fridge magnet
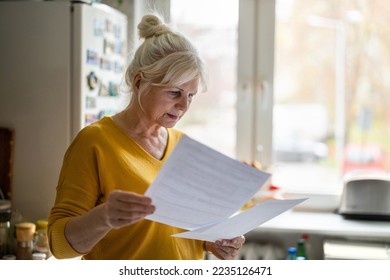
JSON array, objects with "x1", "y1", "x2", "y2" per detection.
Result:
[
  {"x1": 85, "y1": 114, "x2": 99, "y2": 125},
  {"x1": 93, "y1": 19, "x2": 104, "y2": 37},
  {"x1": 113, "y1": 61, "x2": 123, "y2": 73},
  {"x1": 104, "y1": 39, "x2": 114, "y2": 55},
  {"x1": 113, "y1": 23, "x2": 121, "y2": 38},
  {"x1": 87, "y1": 49, "x2": 99, "y2": 66},
  {"x1": 114, "y1": 41, "x2": 123, "y2": 55},
  {"x1": 105, "y1": 19, "x2": 113, "y2": 33},
  {"x1": 99, "y1": 109, "x2": 115, "y2": 119},
  {"x1": 87, "y1": 71, "x2": 98, "y2": 90},
  {"x1": 86, "y1": 96, "x2": 97, "y2": 109},
  {"x1": 108, "y1": 81, "x2": 120, "y2": 97},
  {"x1": 98, "y1": 82, "x2": 109, "y2": 97},
  {"x1": 100, "y1": 57, "x2": 112, "y2": 70}
]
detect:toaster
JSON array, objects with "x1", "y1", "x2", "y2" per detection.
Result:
[{"x1": 338, "y1": 172, "x2": 390, "y2": 220}]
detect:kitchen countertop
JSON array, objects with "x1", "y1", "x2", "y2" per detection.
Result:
[{"x1": 252, "y1": 209, "x2": 390, "y2": 240}]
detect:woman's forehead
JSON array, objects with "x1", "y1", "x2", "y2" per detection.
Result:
[{"x1": 172, "y1": 79, "x2": 199, "y2": 92}]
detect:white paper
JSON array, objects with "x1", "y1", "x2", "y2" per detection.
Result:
[
  {"x1": 172, "y1": 198, "x2": 307, "y2": 242},
  {"x1": 145, "y1": 135, "x2": 271, "y2": 230},
  {"x1": 145, "y1": 135, "x2": 306, "y2": 242}
]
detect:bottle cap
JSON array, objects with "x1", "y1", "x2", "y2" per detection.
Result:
[
  {"x1": 288, "y1": 246, "x2": 297, "y2": 253},
  {"x1": 301, "y1": 233, "x2": 309, "y2": 240},
  {"x1": 2, "y1": 254, "x2": 16, "y2": 260},
  {"x1": 15, "y1": 222, "x2": 36, "y2": 242},
  {"x1": 36, "y1": 219, "x2": 48, "y2": 230},
  {"x1": 32, "y1": 252, "x2": 47, "y2": 260}
]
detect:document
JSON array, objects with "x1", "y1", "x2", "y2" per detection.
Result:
[
  {"x1": 145, "y1": 135, "x2": 306, "y2": 241},
  {"x1": 172, "y1": 198, "x2": 307, "y2": 242}
]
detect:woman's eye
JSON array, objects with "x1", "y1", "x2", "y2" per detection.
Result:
[{"x1": 169, "y1": 91, "x2": 181, "y2": 97}]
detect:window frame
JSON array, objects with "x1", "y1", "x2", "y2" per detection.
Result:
[{"x1": 236, "y1": 0, "x2": 275, "y2": 168}]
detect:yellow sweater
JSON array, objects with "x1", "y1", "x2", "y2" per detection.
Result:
[{"x1": 48, "y1": 117, "x2": 204, "y2": 260}]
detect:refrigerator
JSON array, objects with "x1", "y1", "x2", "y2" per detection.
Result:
[{"x1": 0, "y1": 0, "x2": 128, "y2": 222}]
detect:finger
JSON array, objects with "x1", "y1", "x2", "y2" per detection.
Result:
[
  {"x1": 108, "y1": 191, "x2": 155, "y2": 213},
  {"x1": 212, "y1": 237, "x2": 245, "y2": 259},
  {"x1": 216, "y1": 236, "x2": 245, "y2": 249},
  {"x1": 110, "y1": 190, "x2": 153, "y2": 205},
  {"x1": 214, "y1": 246, "x2": 238, "y2": 260},
  {"x1": 235, "y1": 236, "x2": 246, "y2": 247},
  {"x1": 213, "y1": 243, "x2": 238, "y2": 259},
  {"x1": 106, "y1": 192, "x2": 155, "y2": 223},
  {"x1": 228, "y1": 236, "x2": 245, "y2": 247},
  {"x1": 109, "y1": 198, "x2": 155, "y2": 214},
  {"x1": 109, "y1": 203, "x2": 155, "y2": 218},
  {"x1": 107, "y1": 201, "x2": 155, "y2": 223}
]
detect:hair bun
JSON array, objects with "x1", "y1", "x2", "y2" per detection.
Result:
[{"x1": 138, "y1": 14, "x2": 171, "y2": 39}]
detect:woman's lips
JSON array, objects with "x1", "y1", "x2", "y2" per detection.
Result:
[{"x1": 166, "y1": 113, "x2": 180, "y2": 121}]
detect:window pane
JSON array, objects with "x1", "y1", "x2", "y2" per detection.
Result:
[
  {"x1": 170, "y1": 0, "x2": 238, "y2": 158},
  {"x1": 272, "y1": 0, "x2": 390, "y2": 193}
]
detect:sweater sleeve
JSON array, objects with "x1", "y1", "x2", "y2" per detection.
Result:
[{"x1": 48, "y1": 126, "x2": 102, "y2": 259}]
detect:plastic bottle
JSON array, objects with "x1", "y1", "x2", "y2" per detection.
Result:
[{"x1": 286, "y1": 246, "x2": 297, "y2": 260}]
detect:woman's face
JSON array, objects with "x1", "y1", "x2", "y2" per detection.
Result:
[{"x1": 139, "y1": 79, "x2": 199, "y2": 128}]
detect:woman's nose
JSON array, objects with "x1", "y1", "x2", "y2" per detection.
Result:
[{"x1": 176, "y1": 95, "x2": 190, "y2": 110}]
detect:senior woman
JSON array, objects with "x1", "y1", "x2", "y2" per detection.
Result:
[{"x1": 48, "y1": 13, "x2": 245, "y2": 260}]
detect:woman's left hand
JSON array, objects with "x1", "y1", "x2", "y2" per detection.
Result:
[{"x1": 205, "y1": 236, "x2": 245, "y2": 260}]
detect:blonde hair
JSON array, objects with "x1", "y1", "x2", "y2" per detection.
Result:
[{"x1": 125, "y1": 13, "x2": 207, "y2": 100}]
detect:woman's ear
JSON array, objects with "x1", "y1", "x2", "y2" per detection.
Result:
[{"x1": 132, "y1": 72, "x2": 142, "y2": 93}]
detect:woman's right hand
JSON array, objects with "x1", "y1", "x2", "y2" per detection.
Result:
[
  {"x1": 64, "y1": 190, "x2": 155, "y2": 254},
  {"x1": 103, "y1": 190, "x2": 156, "y2": 229}
]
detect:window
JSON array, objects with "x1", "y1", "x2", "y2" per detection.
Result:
[
  {"x1": 272, "y1": 0, "x2": 390, "y2": 195},
  {"x1": 169, "y1": 0, "x2": 390, "y2": 200},
  {"x1": 170, "y1": 0, "x2": 238, "y2": 158}
]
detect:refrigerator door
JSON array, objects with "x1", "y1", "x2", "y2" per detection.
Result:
[
  {"x1": 0, "y1": 1, "x2": 128, "y2": 222},
  {"x1": 0, "y1": 1, "x2": 72, "y2": 220},
  {"x1": 72, "y1": 3, "x2": 128, "y2": 137}
]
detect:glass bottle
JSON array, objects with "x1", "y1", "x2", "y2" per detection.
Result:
[
  {"x1": 33, "y1": 219, "x2": 51, "y2": 259},
  {"x1": 7, "y1": 209, "x2": 23, "y2": 257},
  {"x1": 15, "y1": 222, "x2": 36, "y2": 260},
  {"x1": 296, "y1": 238, "x2": 308, "y2": 260},
  {"x1": 0, "y1": 200, "x2": 12, "y2": 258}
]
